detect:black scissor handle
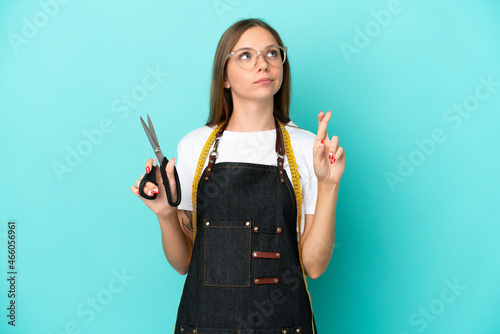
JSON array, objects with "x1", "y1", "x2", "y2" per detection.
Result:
[
  {"x1": 159, "y1": 157, "x2": 181, "y2": 207},
  {"x1": 138, "y1": 158, "x2": 181, "y2": 207},
  {"x1": 139, "y1": 166, "x2": 159, "y2": 200}
]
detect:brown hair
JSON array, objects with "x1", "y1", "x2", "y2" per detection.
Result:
[{"x1": 206, "y1": 18, "x2": 291, "y2": 126}]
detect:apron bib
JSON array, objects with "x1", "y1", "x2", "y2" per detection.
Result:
[{"x1": 173, "y1": 119, "x2": 318, "y2": 334}]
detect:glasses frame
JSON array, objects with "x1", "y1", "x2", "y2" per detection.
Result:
[{"x1": 226, "y1": 45, "x2": 288, "y2": 69}]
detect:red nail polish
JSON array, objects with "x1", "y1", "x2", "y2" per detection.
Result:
[
  {"x1": 146, "y1": 167, "x2": 150, "y2": 174},
  {"x1": 153, "y1": 188, "x2": 159, "y2": 194},
  {"x1": 321, "y1": 140, "x2": 324, "y2": 144},
  {"x1": 333, "y1": 158, "x2": 336, "y2": 163},
  {"x1": 136, "y1": 190, "x2": 140, "y2": 195},
  {"x1": 328, "y1": 152, "x2": 333, "y2": 159}
]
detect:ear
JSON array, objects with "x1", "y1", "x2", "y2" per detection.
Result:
[{"x1": 224, "y1": 77, "x2": 231, "y2": 89}]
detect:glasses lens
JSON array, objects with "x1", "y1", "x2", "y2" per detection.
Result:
[
  {"x1": 234, "y1": 49, "x2": 257, "y2": 69},
  {"x1": 264, "y1": 46, "x2": 284, "y2": 66}
]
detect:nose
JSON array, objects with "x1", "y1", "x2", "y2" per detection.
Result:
[{"x1": 255, "y1": 53, "x2": 269, "y2": 71}]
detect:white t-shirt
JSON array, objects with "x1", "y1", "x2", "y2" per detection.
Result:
[{"x1": 176, "y1": 121, "x2": 318, "y2": 240}]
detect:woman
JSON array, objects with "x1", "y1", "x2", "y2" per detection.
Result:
[{"x1": 131, "y1": 18, "x2": 345, "y2": 334}]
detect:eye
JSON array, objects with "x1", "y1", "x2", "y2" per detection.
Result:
[
  {"x1": 238, "y1": 51, "x2": 253, "y2": 61},
  {"x1": 266, "y1": 48, "x2": 280, "y2": 58}
]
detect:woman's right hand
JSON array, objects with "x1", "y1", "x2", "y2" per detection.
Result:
[{"x1": 130, "y1": 157, "x2": 179, "y2": 217}]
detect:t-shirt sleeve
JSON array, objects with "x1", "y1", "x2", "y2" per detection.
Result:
[
  {"x1": 175, "y1": 126, "x2": 214, "y2": 212},
  {"x1": 176, "y1": 135, "x2": 195, "y2": 212},
  {"x1": 301, "y1": 141, "x2": 318, "y2": 216},
  {"x1": 292, "y1": 126, "x2": 318, "y2": 216}
]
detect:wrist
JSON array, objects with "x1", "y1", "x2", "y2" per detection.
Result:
[
  {"x1": 318, "y1": 180, "x2": 339, "y2": 191},
  {"x1": 157, "y1": 208, "x2": 177, "y2": 221}
]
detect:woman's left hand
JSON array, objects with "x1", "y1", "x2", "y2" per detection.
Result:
[{"x1": 313, "y1": 110, "x2": 345, "y2": 184}]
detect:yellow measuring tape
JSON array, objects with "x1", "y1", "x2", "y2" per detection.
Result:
[
  {"x1": 190, "y1": 120, "x2": 315, "y2": 333},
  {"x1": 191, "y1": 122, "x2": 224, "y2": 241}
]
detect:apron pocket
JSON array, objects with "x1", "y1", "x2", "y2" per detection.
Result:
[{"x1": 203, "y1": 219, "x2": 252, "y2": 287}]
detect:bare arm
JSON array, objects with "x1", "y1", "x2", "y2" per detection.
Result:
[
  {"x1": 131, "y1": 158, "x2": 195, "y2": 275},
  {"x1": 301, "y1": 183, "x2": 338, "y2": 279},
  {"x1": 157, "y1": 209, "x2": 194, "y2": 275},
  {"x1": 300, "y1": 110, "x2": 345, "y2": 279}
]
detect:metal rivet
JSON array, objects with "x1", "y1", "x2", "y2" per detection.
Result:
[
  {"x1": 207, "y1": 167, "x2": 211, "y2": 171},
  {"x1": 279, "y1": 161, "x2": 282, "y2": 165},
  {"x1": 246, "y1": 221, "x2": 250, "y2": 226},
  {"x1": 209, "y1": 159, "x2": 213, "y2": 163},
  {"x1": 276, "y1": 253, "x2": 281, "y2": 258},
  {"x1": 274, "y1": 278, "x2": 278, "y2": 283},
  {"x1": 253, "y1": 226, "x2": 259, "y2": 232},
  {"x1": 296, "y1": 329, "x2": 300, "y2": 333},
  {"x1": 180, "y1": 327, "x2": 183, "y2": 332},
  {"x1": 280, "y1": 179, "x2": 285, "y2": 183},
  {"x1": 253, "y1": 252, "x2": 257, "y2": 257},
  {"x1": 279, "y1": 170, "x2": 283, "y2": 174},
  {"x1": 283, "y1": 330, "x2": 287, "y2": 334},
  {"x1": 254, "y1": 279, "x2": 259, "y2": 284},
  {"x1": 204, "y1": 177, "x2": 208, "y2": 180},
  {"x1": 276, "y1": 227, "x2": 282, "y2": 233},
  {"x1": 206, "y1": 222, "x2": 210, "y2": 226},
  {"x1": 193, "y1": 330, "x2": 196, "y2": 333}
]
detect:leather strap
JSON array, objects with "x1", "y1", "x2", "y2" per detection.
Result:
[
  {"x1": 203, "y1": 119, "x2": 230, "y2": 181},
  {"x1": 253, "y1": 277, "x2": 279, "y2": 285},
  {"x1": 275, "y1": 118, "x2": 286, "y2": 183},
  {"x1": 252, "y1": 251, "x2": 281, "y2": 259}
]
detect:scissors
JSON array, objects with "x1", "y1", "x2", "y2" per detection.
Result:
[{"x1": 139, "y1": 114, "x2": 181, "y2": 206}]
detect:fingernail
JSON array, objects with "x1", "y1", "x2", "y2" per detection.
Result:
[
  {"x1": 146, "y1": 166, "x2": 150, "y2": 174},
  {"x1": 328, "y1": 151, "x2": 333, "y2": 159},
  {"x1": 147, "y1": 190, "x2": 153, "y2": 196},
  {"x1": 321, "y1": 140, "x2": 324, "y2": 144},
  {"x1": 136, "y1": 190, "x2": 140, "y2": 195},
  {"x1": 152, "y1": 187, "x2": 159, "y2": 194},
  {"x1": 330, "y1": 157, "x2": 336, "y2": 164}
]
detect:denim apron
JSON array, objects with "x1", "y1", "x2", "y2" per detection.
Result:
[{"x1": 173, "y1": 119, "x2": 318, "y2": 334}]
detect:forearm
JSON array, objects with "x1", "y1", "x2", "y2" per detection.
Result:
[
  {"x1": 301, "y1": 182, "x2": 338, "y2": 279},
  {"x1": 157, "y1": 211, "x2": 193, "y2": 275}
]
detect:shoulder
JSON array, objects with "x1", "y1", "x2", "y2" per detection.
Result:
[
  {"x1": 177, "y1": 125, "x2": 217, "y2": 152},
  {"x1": 284, "y1": 121, "x2": 316, "y2": 154}
]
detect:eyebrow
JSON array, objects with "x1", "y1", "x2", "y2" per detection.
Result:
[{"x1": 235, "y1": 44, "x2": 279, "y2": 50}]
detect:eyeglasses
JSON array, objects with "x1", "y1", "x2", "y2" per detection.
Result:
[{"x1": 226, "y1": 45, "x2": 288, "y2": 70}]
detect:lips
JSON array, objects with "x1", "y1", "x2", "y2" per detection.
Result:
[{"x1": 254, "y1": 78, "x2": 273, "y2": 84}]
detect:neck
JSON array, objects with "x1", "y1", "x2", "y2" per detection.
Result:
[{"x1": 225, "y1": 99, "x2": 275, "y2": 132}]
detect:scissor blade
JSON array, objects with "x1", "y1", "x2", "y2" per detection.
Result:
[
  {"x1": 141, "y1": 116, "x2": 159, "y2": 147},
  {"x1": 140, "y1": 115, "x2": 166, "y2": 165},
  {"x1": 147, "y1": 114, "x2": 156, "y2": 136}
]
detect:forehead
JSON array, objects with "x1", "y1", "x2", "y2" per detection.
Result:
[{"x1": 232, "y1": 26, "x2": 279, "y2": 50}]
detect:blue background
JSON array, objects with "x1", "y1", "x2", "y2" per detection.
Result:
[{"x1": 1, "y1": 0, "x2": 499, "y2": 333}]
